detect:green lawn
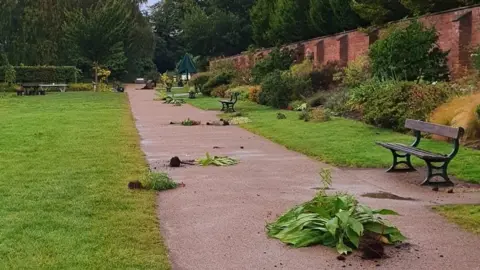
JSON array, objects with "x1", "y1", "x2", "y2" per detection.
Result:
[
  {"x1": 434, "y1": 205, "x2": 480, "y2": 234},
  {"x1": 188, "y1": 96, "x2": 480, "y2": 183},
  {"x1": 0, "y1": 93, "x2": 170, "y2": 269}
]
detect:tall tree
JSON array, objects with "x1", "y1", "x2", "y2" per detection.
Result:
[{"x1": 63, "y1": 0, "x2": 132, "y2": 83}]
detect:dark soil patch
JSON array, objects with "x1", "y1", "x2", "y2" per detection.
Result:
[
  {"x1": 362, "y1": 192, "x2": 416, "y2": 201},
  {"x1": 359, "y1": 237, "x2": 385, "y2": 260},
  {"x1": 128, "y1": 180, "x2": 143, "y2": 189},
  {"x1": 169, "y1": 156, "x2": 196, "y2": 168},
  {"x1": 170, "y1": 157, "x2": 181, "y2": 167}
]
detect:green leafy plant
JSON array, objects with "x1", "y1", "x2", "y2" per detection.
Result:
[
  {"x1": 164, "y1": 95, "x2": 185, "y2": 106},
  {"x1": 154, "y1": 89, "x2": 168, "y2": 101},
  {"x1": 277, "y1": 113, "x2": 287, "y2": 119},
  {"x1": 181, "y1": 118, "x2": 200, "y2": 126},
  {"x1": 141, "y1": 171, "x2": 178, "y2": 191},
  {"x1": 196, "y1": 153, "x2": 238, "y2": 166},
  {"x1": 267, "y1": 172, "x2": 406, "y2": 255}
]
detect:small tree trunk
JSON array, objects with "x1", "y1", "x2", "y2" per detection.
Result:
[{"x1": 94, "y1": 63, "x2": 99, "y2": 92}]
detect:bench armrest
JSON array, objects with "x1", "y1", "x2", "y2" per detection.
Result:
[{"x1": 411, "y1": 130, "x2": 421, "y2": 147}]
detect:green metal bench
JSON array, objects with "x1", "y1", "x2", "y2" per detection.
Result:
[
  {"x1": 219, "y1": 92, "x2": 240, "y2": 113},
  {"x1": 376, "y1": 119, "x2": 464, "y2": 186}
]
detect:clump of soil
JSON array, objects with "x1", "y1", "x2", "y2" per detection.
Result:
[
  {"x1": 169, "y1": 156, "x2": 196, "y2": 167},
  {"x1": 362, "y1": 192, "x2": 415, "y2": 201},
  {"x1": 359, "y1": 237, "x2": 385, "y2": 260},
  {"x1": 170, "y1": 156, "x2": 181, "y2": 167},
  {"x1": 128, "y1": 180, "x2": 143, "y2": 189}
]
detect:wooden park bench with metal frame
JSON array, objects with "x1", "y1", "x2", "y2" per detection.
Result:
[
  {"x1": 376, "y1": 119, "x2": 464, "y2": 186},
  {"x1": 219, "y1": 92, "x2": 240, "y2": 113}
]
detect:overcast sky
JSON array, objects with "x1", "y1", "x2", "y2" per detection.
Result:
[{"x1": 146, "y1": 0, "x2": 159, "y2": 7}]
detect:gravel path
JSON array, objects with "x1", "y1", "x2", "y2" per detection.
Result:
[{"x1": 127, "y1": 87, "x2": 480, "y2": 270}]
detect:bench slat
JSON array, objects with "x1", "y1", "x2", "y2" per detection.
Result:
[
  {"x1": 376, "y1": 142, "x2": 449, "y2": 161},
  {"x1": 405, "y1": 119, "x2": 462, "y2": 139}
]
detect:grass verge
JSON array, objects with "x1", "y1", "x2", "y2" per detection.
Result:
[
  {"x1": 433, "y1": 205, "x2": 480, "y2": 234},
  {"x1": 0, "y1": 93, "x2": 170, "y2": 269},
  {"x1": 187, "y1": 96, "x2": 480, "y2": 183}
]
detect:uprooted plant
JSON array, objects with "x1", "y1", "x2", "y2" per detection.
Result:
[
  {"x1": 181, "y1": 118, "x2": 201, "y2": 126},
  {"x1": 196, "y1": 152, "x2": 238, "y2": 166},
  {"x1": 141, "y1": 171, "x2": 182, "y2": 191},
  {"x1": 267, "y1": 169, "x2": 405, "y2": 256},
  {"x1": 164, "y1": 96, "x2": 185, "y2": 106}
]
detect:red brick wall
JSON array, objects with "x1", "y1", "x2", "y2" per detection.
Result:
[{"x1": 210, "y1": 5, "x2": 480, "y2": 79}]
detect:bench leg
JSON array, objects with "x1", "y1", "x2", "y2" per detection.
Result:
[
  {"x1": 225, "y1": 104, "x2": 235, "y2": 113},
  {"x1": 220, "y1": 103, "x2": 226, "y2": 111},
  {"x1": 386, "y1": 150, "x2": 416, "y2": 172},
  {"x1": 421, "y1": 161, "x2": 454, "y2": 186}
]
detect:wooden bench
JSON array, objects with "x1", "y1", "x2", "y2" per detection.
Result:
[
  {"x1": 219, "y1": 92, "x2": 240, "y2": 113},
  {"x1": 376, "y1": 119, "x2": 464, "y2": 186}
]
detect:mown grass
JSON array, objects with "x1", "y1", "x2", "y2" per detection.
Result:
[
  {"x1": 0, "y1": 93, "x2": 170, "y2": 269},
  {"x1": 188, "y1": 96, "x2": 480, "y2": 183},
  {"x1": 434, "y1": 205, "x2": 480, "y2": 234}
]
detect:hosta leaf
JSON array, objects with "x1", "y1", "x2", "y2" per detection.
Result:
[
  {"x1": 334, "y1": 196, "x2": 349, "y2": 211},
  {"x1": 387, "y1": 231, "x2": 407, "y2": 243},
  {"x1": 364, "y1": 222, "x2": 403, "y2": 235},
  {"x1": 336, "y1": 210, "x2": 351, "y2": 225},
  {"x1": 373, "y1": 209, "x2": 400, "y2": 216},
  {"x1": 326, "y1": 217, "x2": 339, "y2": 236},
  {"x1": 336, "y1": 239, "x2": 353, "y2": 255},
  {"x1": 346, "y1": 227, "x2": 360, "y2": 248},
  {"x1": 348, "y1": 217, "x2": 364, "y2": 236}
]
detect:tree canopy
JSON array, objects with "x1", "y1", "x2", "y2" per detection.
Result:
[{"x1": 1, "y1": 0, "x2": 479, "y2": 77}]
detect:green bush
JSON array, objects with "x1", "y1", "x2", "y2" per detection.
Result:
[
  {"x1": 68, "y1": 83, "x2": 94, "y2": 91},
  {"x1": 324, "y1": 89, "x2": 352, "y2": 116},
  {"x1": 369, "y1": 21, "x2": 449, "y2": 82},
  {"x1": 252, "y1": 47, "x2": 295, "y2": 84},
  {"x1": 352, "y1": 80, "x2": 453, "y2": 130},
  {"x1": 0, "y1": 83, "x2": 19, "y2": 92},
  {"x1": 0, "y1": 66, "x2": 80, "y2": 83},
  {"x1": 211, "y1": 85, "x2": 229, "y2": 97},
  {"x1": 259, "y1": 70, "x2": 292, "y2": 109},
  {"x1": 190, "y1": 72, "x2": 212, "y2": 93},
  {"x1": 202, "y1": 72, "x2": 233, "y2": 96}
]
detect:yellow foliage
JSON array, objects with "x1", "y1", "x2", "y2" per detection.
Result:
[
  {"x1": 429, "y1": 92, "x2": 480, "y2": 141},
  {"x1": 290, "y1": 59, "x2": 314, "y2": 77},
  {"x1": 248, "y1": 85, "x2": 262, "y2": 103}
]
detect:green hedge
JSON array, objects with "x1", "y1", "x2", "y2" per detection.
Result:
[
  {"x1": 68, "y1": 83, "x2": 94, "y2": 92},
  {"x1": 0, "y1": 66, "x2": 80, "y2": 83}
]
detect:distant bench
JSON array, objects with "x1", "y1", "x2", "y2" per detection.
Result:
[{"x1": 376, "y1": 119, "x2": 464, "y2": 186}]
